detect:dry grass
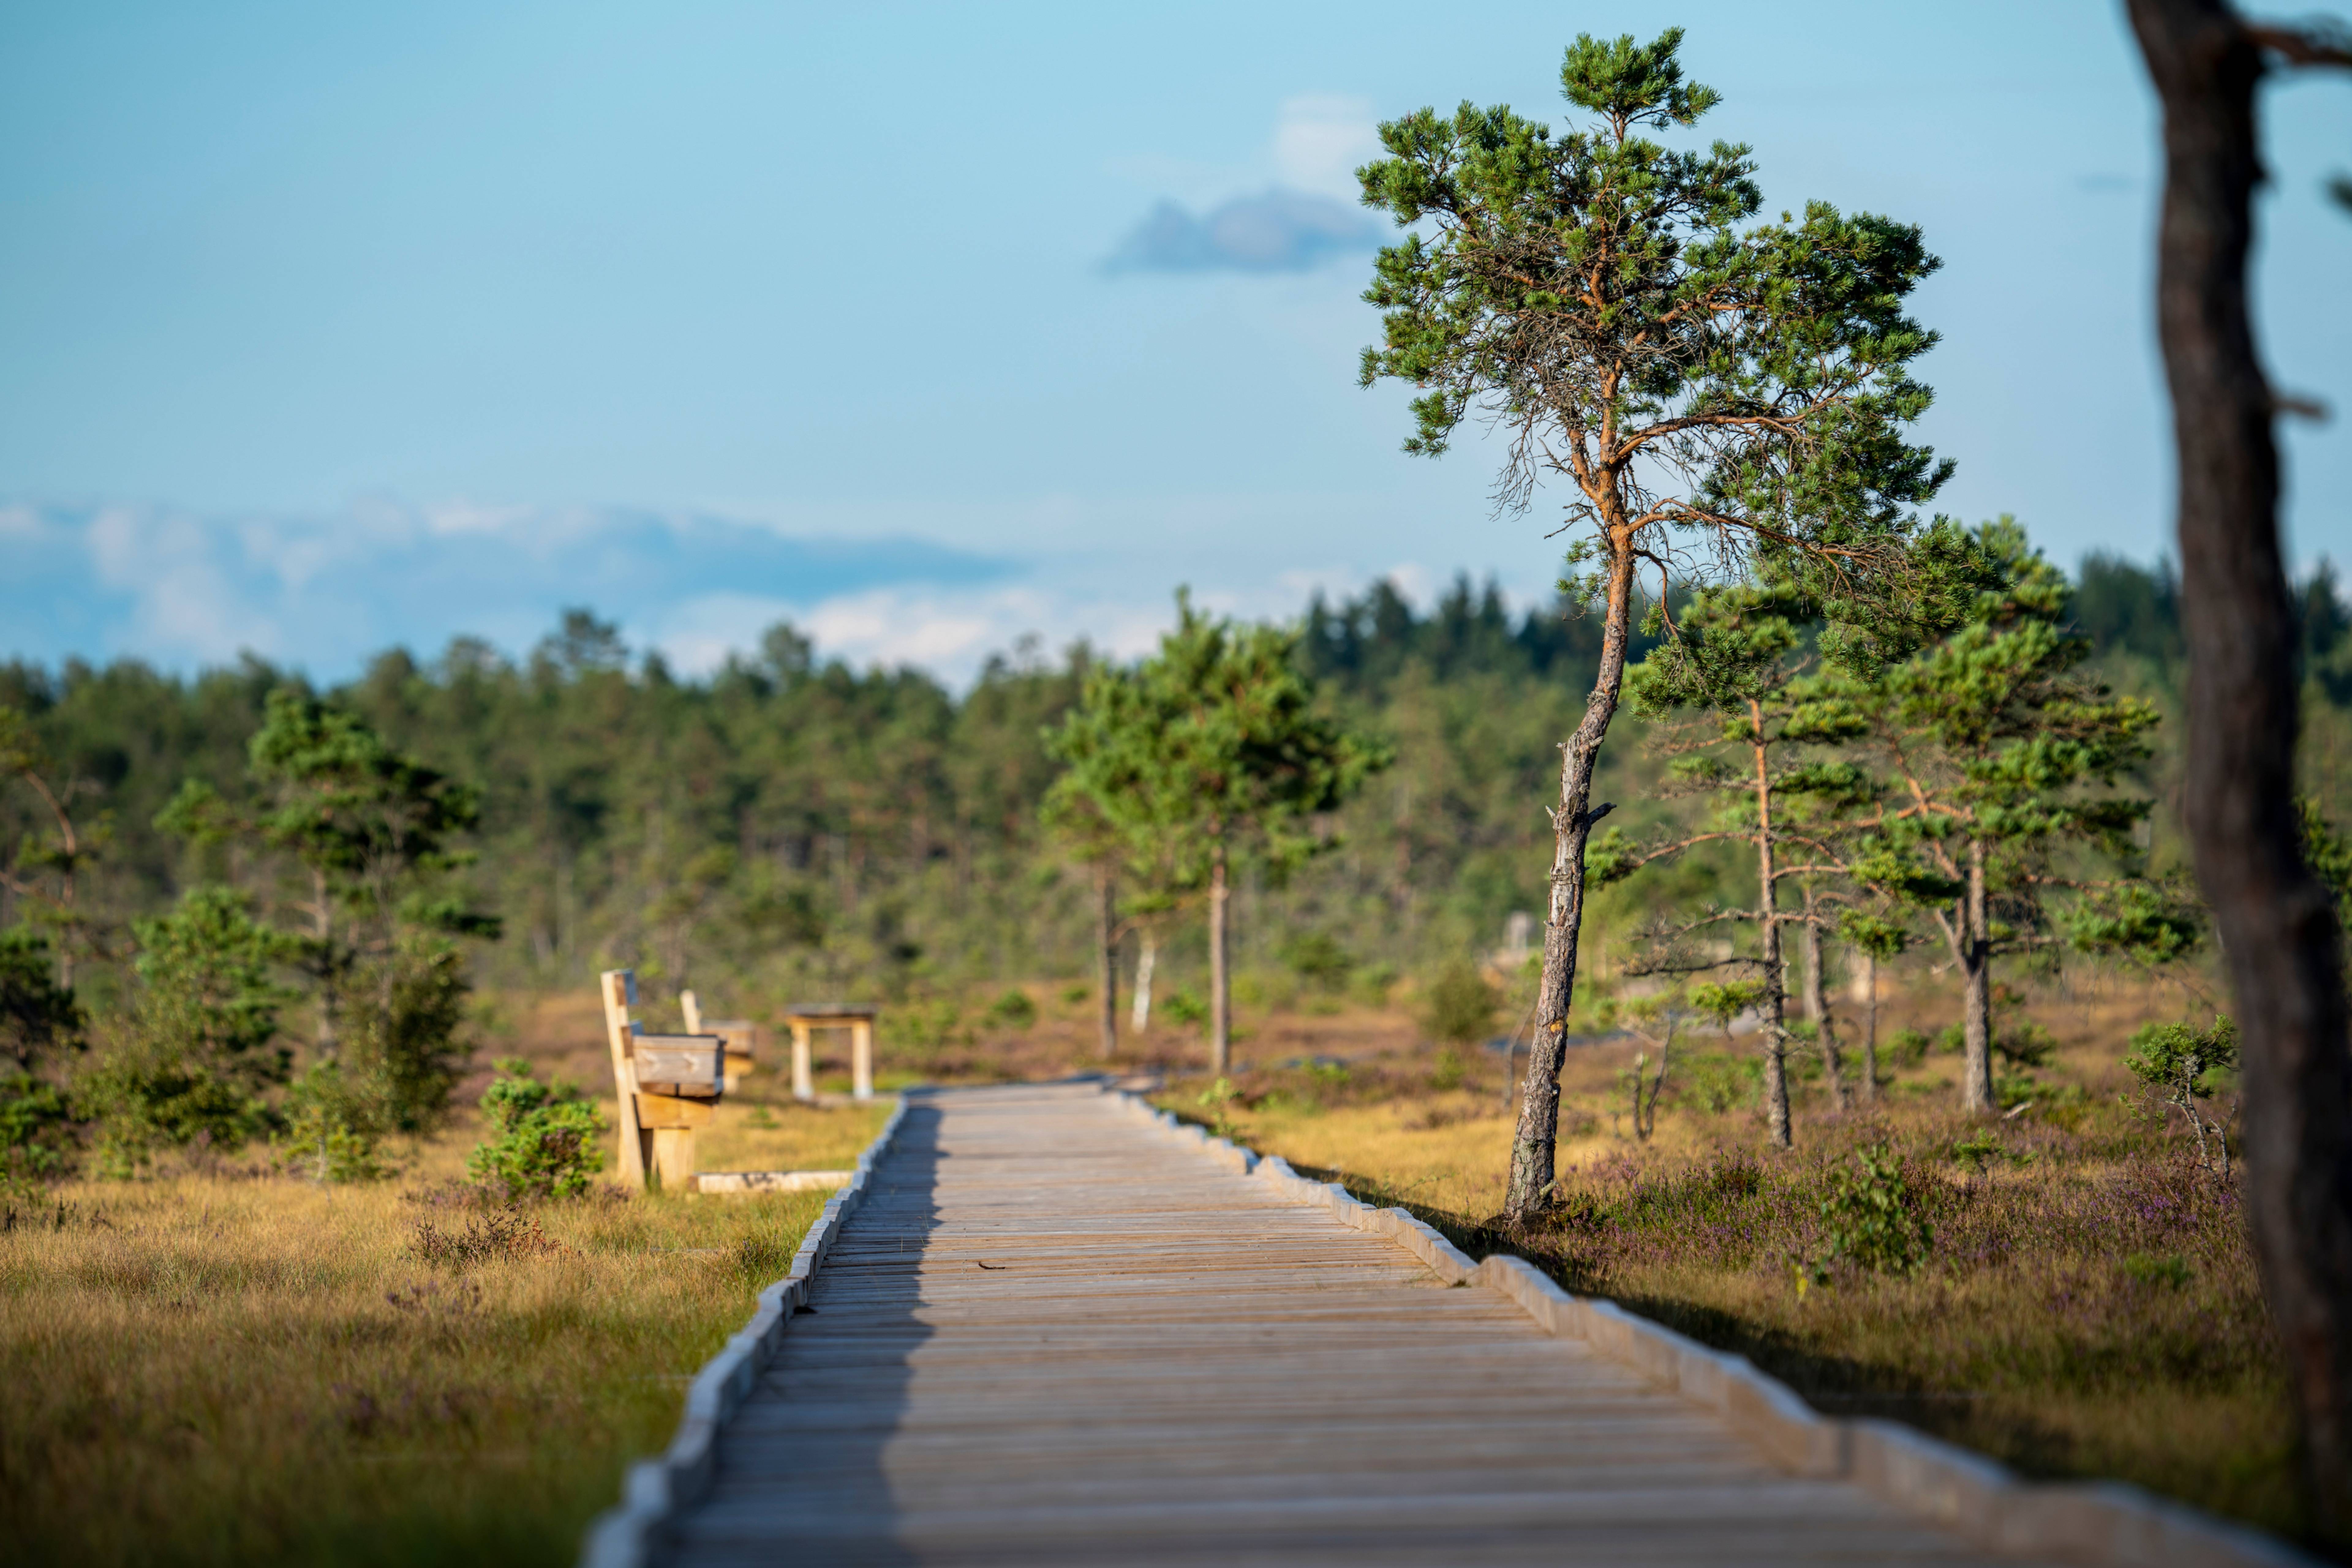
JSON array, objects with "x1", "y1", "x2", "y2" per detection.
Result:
[
  {"x1": 0, "y1": 1105, "x2": 848, "y2": 1567},
  {"x1": 1160, "y1": 974, "x2": 2318, "y2": 1551},
  {"x1": 694, "y1": 1095, "x2": 893, "y2": 1174},
  {"x1": 10, "y1": 968, "x2": 2300, "y2": 1559}
]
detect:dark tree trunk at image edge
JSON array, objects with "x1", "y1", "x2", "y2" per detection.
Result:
[
  {"x1": 1511, "y1": 551, "x2": 1634, "y2": 1213},
  {"x1": 2129, "y1": 0, "x2": 2352, "y2": 1534},
  {"x1": 1097, "y1": 869, "x2": 1119, "y2": 1059}
]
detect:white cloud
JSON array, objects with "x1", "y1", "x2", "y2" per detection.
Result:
[
  {"x1": 1273, "y1": 94, "x2": 1381, "y2": 199},
  {"x1": 0, "y1": 497, "x2": 1012, "y2": 677},
  {"x1": 650, "y1": 583, "x2": 1172, "y2": 686},
  {"x1": 1102, "y1": 93, "x2": 1386, "y2": 273},
  {"x1": 2, "y1": 488, "x2": 1553, "y2": 691}
]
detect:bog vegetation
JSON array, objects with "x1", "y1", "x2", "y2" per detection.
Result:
[
  {"x1": 7, "y1": 20, "x2": 2352, "y2": 1563},
  {"x1": 3, "y1": 517, "x2": 2347, "y2": 1560}
]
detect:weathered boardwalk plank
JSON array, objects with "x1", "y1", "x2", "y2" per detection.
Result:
[{"x1": 665, "y1": 1083, "x2": 2025, "y2": 1566}]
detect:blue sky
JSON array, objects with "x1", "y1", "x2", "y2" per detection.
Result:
[{"x1": 2, "y1": 1, "x2": 2346, "y2": 682}]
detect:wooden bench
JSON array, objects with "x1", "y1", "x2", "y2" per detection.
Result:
[
  {"x1": 599, "y1": 969, "x2": 729, "y2": 1190},
  {"x1": 777, "y1": 1003, "x2": 878, "y2": 1101},
  {"x1": 681, "y1": 990, "x2": 760, "y2": 1092}
]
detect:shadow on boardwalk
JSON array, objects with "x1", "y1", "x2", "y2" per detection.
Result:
[
  {"x1": 676, "y1": 1099, "x2": 945, "y2": 1565},
  {"x1": 660, "y1": 1085, "x2": 2017, "y2": 1568}
]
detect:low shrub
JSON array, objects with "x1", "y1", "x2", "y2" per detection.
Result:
[
  {"x1": 1815, "y1": 1143, "x2": 1932, "y2": 1278},
  {"x1": 79, "y1": 1041, "x2": 268, "y2": 1177},
  {"x1": 1995, "y1": 1020, "x2": 2058, "y2": 1068},
  {"x1": 1674, "y1": 1051, "x2": 1761, "y2": 1115},
  {"x1": 891, "y1": 999, "x2": 966, "y2": 1054},
  {"x1": 983, "y1": 990, "x2": 1037, "y2": 1030},
  {"x1": 464, "y1": 1058, "x2": 603, "y2": 1200},
  {"x1": 1885, "y1": 1027, "x2": 1932, "y2": 1067},
  {"x1": 2121, "y1": 1250, "x2": 2193, "y2": 1289},
  {"x1": 0, "y1": 1071, "x2": 76, "y2": 1188},
  {"x1": 282, "y1": 1060, "x2": 389, "y2": 1183},
  {"x1": 345, "y1": 936, "x2": 473, "y2": 1134},
  {"x1": 0, "y1": 927, "x2": 85, "y2": 1074},
  {"x1": 1420, "y1": 959, "x2": 1497, "y2": 1047},
  {"x1": 1279, "y1": 931, "x2": 1354, "y2": 993},
  {"x1": 1163, "y1": 989, "x2": 1208, "y2": 1027},
  {"x1": 1350, "y1": 962, "x2": 1398, "y2": 1008},
  {"x1": 409, "y1": 1206, "x2": 568, "y2": 1269}
]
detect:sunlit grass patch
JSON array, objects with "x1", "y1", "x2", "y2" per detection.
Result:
[{"x1": 0, "y1": 1110, "x2": 838, "y2": 1567}]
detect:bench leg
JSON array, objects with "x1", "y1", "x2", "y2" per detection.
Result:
[
  {"x1": 792, "y1": 1022, "x2": 814, "y2": 1102},
  {"x1": 650, "y1": 1128, "x2": 697, "y2": 1191}
]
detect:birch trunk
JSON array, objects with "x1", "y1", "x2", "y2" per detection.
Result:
[
  {"x1": 1096, "y1": 869, "x2": 1118, "y2": 1060},
  {"x1": 1131, "y1": 934, "x2": 1155, "y2": 1032},
  {"x1": 1859, "y1": 949, "x2": 1880, "y2": 1105},
  {"x1": 1208, "y1": 846, "x2": 1231, "y2": 1075},
  {"x1": 1506, "y1": 543, "x2": 1635, "y2": 1218}
]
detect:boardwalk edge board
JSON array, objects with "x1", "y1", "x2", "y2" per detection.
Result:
[
  {"x1": 1106, "y1": 1086, "x2": 2316, "y2": 1568},
  {"x1": 579, "y1": 1095, "x2": 912, "y2": 1568}
]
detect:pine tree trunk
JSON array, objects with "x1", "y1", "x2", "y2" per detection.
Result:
[
  {"x1": 56, "y1": 858, "x2": 74, "y2": 992},
  {"x1": 1960, "y1": 840, "x2": 1994, "y2": 1112},
  {"x1": 314, "y1": 867, "x2": 337, "y2": 1058},
  {"x1": 1209, "y1": 845, "x2": 1231, "y2": 1075},
  {"x1": 1131, "y1": 934, "x2": 1155, "y2": 1032},
  {"x1": 2129, "y1": 0, "x2": 2352, "y2": 1533},
  {"x1": 1507, "y1": 545, "x2": 1635, "y2": 1218},
  {"x1": 1096, "y1": 868, "x2": 1118, "y2": 1060},
  {"x1": 1758, "y1": 821, "x2": 1790, "y2": 1150},
  {"x1": 1742, "y1": 711, "x2": 1792, "y2": 1150},
  {"x1": 1802, "y1": 910, "x2": 1847, "y2": 1110}
]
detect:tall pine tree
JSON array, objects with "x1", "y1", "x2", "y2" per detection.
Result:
[{"x1": 1358, "y1": 28, "x2": 1953, "y2": 1216}]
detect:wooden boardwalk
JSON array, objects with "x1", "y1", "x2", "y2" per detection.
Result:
[{"x1": 665, "y1": 1083, "x2": 2022, "y2": 1566}]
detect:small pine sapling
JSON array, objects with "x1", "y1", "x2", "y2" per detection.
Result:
[
  {"x1": 1619, "y1": 993, "x2": 1682, "y2": 1142},
  {"x1": 467, "y1": 1058, "x2": 605, "y2": 1201},
  {"x1": 2124, "y1": 1015, "x2": 2239, "y2": 1178},
  {"x1": 283, "y1": 1059, "x2": 389, "y2": 1183}
]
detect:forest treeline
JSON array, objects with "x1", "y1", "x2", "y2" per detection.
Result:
[{"x1": 4, "y1": 549, "x2": 2350, "y2": 1028}]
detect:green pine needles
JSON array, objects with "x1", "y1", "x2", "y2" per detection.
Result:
[
  {"x1": 466, "y1": 1058, "x2": 605, "y2": 1201},
  {"x1": 1358, "y1": 27, "x2": 1954, "y2": 1217},
  {"x1": 1044, "y1": 592, "x2": 1387, "y2": 1072}
]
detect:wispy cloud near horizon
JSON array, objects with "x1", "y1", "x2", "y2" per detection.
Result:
[
  {"x1": 0, "y1": 498, "x2": 1014, "y2": 680},
  {"x1": 0, "y1": 495, "x2": 1501, "y2": 691}
]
